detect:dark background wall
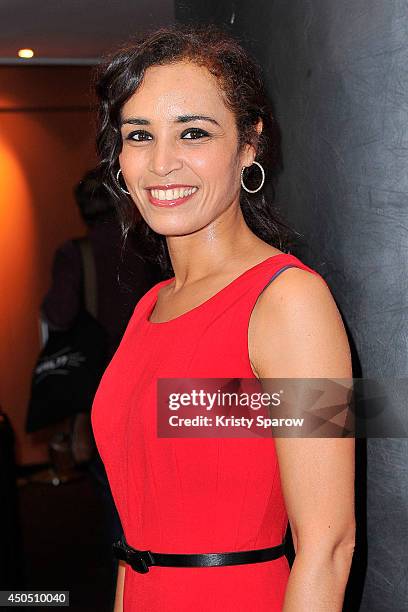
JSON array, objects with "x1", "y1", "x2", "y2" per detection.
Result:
[{"x1": 176, "y1": 2, "x2": 408, "y2": 611}]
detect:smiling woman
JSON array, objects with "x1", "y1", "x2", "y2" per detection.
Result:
[
  {"x1": 118, "y1": 60, "x2": 259, "y2": 240},
  {"x1": 95, "y1": 25, "x2": 288, "y2": 276},
  {"x1": 91, "y1": 24, "x2": 355, "y2": 612}
]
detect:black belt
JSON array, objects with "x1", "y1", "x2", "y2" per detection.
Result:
[{"x1": 113, "y1": 535, "x2": 286, "y2": 574}]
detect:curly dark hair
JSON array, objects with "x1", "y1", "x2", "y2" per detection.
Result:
[{"x1": 94, "y1": 23, "x2": 295, "y2": 277}]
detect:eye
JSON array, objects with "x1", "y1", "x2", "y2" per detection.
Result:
[
  {"x1": 126, "y1": 130, "x2": 152, "y2": 142},
  {"x1": 181, "y1": 128, "x2": 210, "y2": 140}
]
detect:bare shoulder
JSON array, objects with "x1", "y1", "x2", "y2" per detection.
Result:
[
  {"x1": 249, "y1": 268, "x2": 355, "y2": 556},
  {"x1": 248, "y1": 266, "x2": 352, "y2": 379}
]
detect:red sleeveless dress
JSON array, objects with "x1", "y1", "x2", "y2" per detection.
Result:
[{"x1": 91, "y1": 253, "x2": 323, "y2": 611}]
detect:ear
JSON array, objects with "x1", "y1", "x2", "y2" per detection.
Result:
[
  {"x1": 255, "y1": 117, "x2": 263, "y2": 136},
  {"x1": 241, "y1": 118, "x2": 264, "y2": 166}
]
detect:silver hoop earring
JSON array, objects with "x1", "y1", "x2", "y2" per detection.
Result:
[
  {"x1": 116, "y1": 169, "x2": 130, "y2": 195},
  {"x1": 240, "y1": 161, "x2": 265, "y2": 194}
]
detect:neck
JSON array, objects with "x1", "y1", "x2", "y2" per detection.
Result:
[{"x1": 166, "y1": 204, "x2": 261, "y2": 289}]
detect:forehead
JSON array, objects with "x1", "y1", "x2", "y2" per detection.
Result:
[{"x1": 121, "y1": 61, "x2": 232, "y2": 122}]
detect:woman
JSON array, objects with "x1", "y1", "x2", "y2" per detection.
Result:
[{"x1": 91, "y1": 25, "x2": 355, "y2": 611}]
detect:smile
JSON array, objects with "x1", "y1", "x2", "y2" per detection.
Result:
[{"x1": 146, "y1": 185, "x2": 198, "y2": 207}]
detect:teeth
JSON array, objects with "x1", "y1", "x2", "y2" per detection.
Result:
[{"x1": 150, "y1": 187, "x2": 197, "y2": 201}]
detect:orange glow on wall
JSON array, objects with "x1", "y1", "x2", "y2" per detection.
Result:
[
  {"x1": 0, "y1": 133, "x2": 37, "y2": 331},
  {"x1": 0, "y1": 134, "x2": 38, "y2": 446}
]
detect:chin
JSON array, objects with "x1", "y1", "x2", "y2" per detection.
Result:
[{"x1": 145, "y1": 217, "x2": 207, "y2": 238}]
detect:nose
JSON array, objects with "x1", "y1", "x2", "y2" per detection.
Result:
[{"x1": 148, "y1": 137, "x2": 183, "y2": 177}]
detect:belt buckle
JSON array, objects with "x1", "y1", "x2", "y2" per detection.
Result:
[
  {"x1": 128, "y1": 551, "x2": 150, "y2": 574},
  {"x1": 124, "y1": 543, "x2": 153, "y2": 574}
]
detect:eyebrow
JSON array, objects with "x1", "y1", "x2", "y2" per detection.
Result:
[{"x1": 121, "y1": 114, "x2": 220, "y2": 127}]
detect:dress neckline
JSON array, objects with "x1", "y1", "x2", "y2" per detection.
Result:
[{"x1": 145, "y1": 253, "x2": 292, "y2": 326}]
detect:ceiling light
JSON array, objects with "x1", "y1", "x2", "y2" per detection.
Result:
[{"x1": 18, "y1": 49, "x2": 34, "y2": 59}]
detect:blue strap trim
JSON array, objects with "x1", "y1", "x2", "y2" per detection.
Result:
[{"x1": 261, "y1": 264, "x2": 297, "y2": 294}]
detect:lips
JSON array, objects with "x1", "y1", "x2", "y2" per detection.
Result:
[{"x1": 146, "y1": 184, "x2": 198, "y2": 207}]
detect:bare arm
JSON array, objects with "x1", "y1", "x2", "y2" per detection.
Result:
[
  {"x1": 113, "y1": 561, "x2": 126, "y2": 612},
  {"x1": 249, "y1": 268, "x2": 355, "y2": 612}
]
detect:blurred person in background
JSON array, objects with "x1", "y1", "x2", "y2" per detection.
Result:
[{"x1": 42, "y1": 167, "x2": 160, "y2": 365}]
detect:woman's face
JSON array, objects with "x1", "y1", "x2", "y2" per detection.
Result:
[{"x1": 118, "y1": 61, "x2": 255, "y2": 237}]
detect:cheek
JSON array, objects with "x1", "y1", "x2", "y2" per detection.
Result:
[
  {"x1": 189, "y1": 147, "x2": 238, "y2": 183},
  {"x1": 118, "y1": 149, "x2": 130, "y2": 174},
  {"x1": 119, "y1": 148, "x2": 146, "y2": 177}
]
